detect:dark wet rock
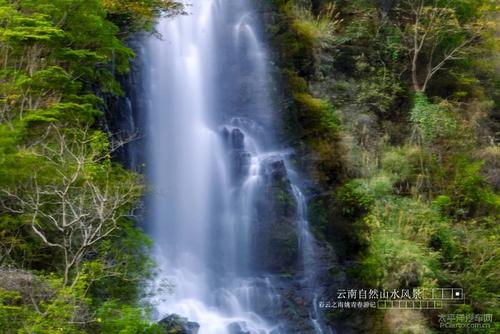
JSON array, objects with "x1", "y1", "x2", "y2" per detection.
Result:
[
  {"x1": 227, "y1": 321, "x2": 251, "y2": 334},
  {"x1": 158, "y1": 314, "x2": 200, "y2": 334},
  {"x1": 268, "y1": 159, "x2": 287, "y2": 182},
  {"x1": 263, "y1": 277, "x2": 325, "y2": 334},
  {"x1": 230, "y1": 117, "x2": 267, "y2": 140},
  {"x1": 227, "y1": 127, "x2": 251, "y2": 180},
  {"x1": 231, "y1": 128, "x2": 245, "y2": 150},
  {"x1": 253, "y1": 156, "x2": 298, "y2": 273},
  {"x1": 220, "y1": 126, "x2": 230, "y2": 143},
  {"x1": 230, "y1": 150, "x2": 252, "y2": 179}
]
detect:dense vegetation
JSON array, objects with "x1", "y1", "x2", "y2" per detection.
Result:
[
  {"x1": 262, "y1": 0, "x2": 498, "y2": 332},
  {"x1": 0, "y1": 1, "x2": 181, "y2": 332}
]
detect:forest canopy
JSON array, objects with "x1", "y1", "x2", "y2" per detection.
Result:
[{"x1": 0, "y1": 0, "x2": 180, "y2": 332}]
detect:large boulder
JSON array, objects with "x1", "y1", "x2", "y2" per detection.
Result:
[
  {"x1": 158, "y1": 314, "x2": 200, "y2": 334},
  {"x1": 227, "y1": 321, "x2": 251, "y2": 334}
]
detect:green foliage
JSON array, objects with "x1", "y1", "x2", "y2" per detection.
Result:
[
  {"x1": 384, "y1": 26, "x2": 404, "y2": 62},
  {"x1": 452, "y1": 219, "x2": 499, "y2": 318},
  {"x1": 351, "y1": 58, "x2": 404, "y2": 116},
  {"x1": 447, "y1": 159, "x2": 500, "y2": 217},
  {"x1": 294, "y1": 92, "x2": 340, "y2": 136},
  {"x1": 268, "y1": 0, "x2": 499, "y2": 332},
  {"x1": 96, "y1": 301, "x2": 163, "y2": 334},
  {"x1": 381, "y1": 146, "x2": 418, "y2": 182},
  {"x1": 336, "y1": 179, "x2": 375, "y2": 218},
  {"x1": 0, "y1": 0, "x2": 178, "y2": 332},
  {"x1": 287, "y1": 2, "x2": 341, "y2": 51},
  {"x1": 0, "y1": 273, "x2": 89, "y2": 334},
  {"x1": 0, "y1": 288, "x2": 23, "y2": 331},
  {"x1": 87, "y1": 223, "x2": 155, "y2": 304},
  {"x1": 103, "y1": 0, "x2": 185, "y2": 32},
  {"x1": 361, "y1": 230, "x2": 440, "y2": 289},
  {"x1": 358, "y1": 198, "x2": 445, "y2": 288},
  {"x1": 0, "y1": 9, "x2": 65, "y2": 44},
  {"x1": 432, "y1": 195, "x2": 453, "y2": 215},
  {"x1": 410, "y1": 94, "x2": 458, "y2": 144},
  {"x1": 308, "y1": 197, "x2": 329, "y2": 239}
]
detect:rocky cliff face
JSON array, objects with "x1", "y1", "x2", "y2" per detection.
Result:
[
  {"x1": 254, "y1": 156, "x2": 298, "y2": 273},
  {"x1": 222, "y1": 124, "x2": 300, "y2": 274}
]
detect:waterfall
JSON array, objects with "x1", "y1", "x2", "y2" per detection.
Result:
[{"x1": 140, "y1": 0, "x2": 332, "y2": 333}]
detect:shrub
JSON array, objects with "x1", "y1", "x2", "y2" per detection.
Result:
[
  {"x1": 363, "y1": 175, "x2": 394, "y2": 198},
  {"x1": 381, "y1": 146, "x2": 419, "y2": 182},
  {"x1": 96, "y1": 301, "x2": 162, "y2": 334},
  {"x1": 410, "y1": 94, "x2": 458, "y2": 144},
  {"x1": 358, "y1": 198, "x2": 445, "y2": 289},
  {"x1": 452, "y1": 219, "x2": 499, "y2": 321},
  {"x1": 361, "y1": 230, "x2": 440, "y2": 288},
  {"x1": 432, "y1": 195, "x2": 453, "y2": 215},
  {"x1": 288, "y1": 2, "x2": 341, "y2": 51},
  {"x1": 336, "y1": 179, "x2": 374, "y2": 218},
  {"x1": 294, "y1": 92, "x2": 340, "y2": 136},
  {"x1": 447, "y1": 159, "x2": 500, "y2": 217}
]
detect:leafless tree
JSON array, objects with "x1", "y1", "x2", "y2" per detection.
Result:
[
  {"x1": 400, "y1": 0, "x2": 481, "y2": 92},
  {"x1": 0, "y1": 125, "x2": 143, "y2": 286}
]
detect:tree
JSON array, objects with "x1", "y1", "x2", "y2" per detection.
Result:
[
  {"x1": 397, "y1": 0, "x2": 484, "y2": 92},
  {"x1": 103, "y1": 0, "x2": 185, "y2": 32},
  {"x1": 1, "y1": 125, "x2": 143, "y2": 286},
  {"x1": 0, "y1": 0, "x2": 182, "y2": 331}
]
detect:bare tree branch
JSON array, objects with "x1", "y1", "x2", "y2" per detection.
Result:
[{"x1": 0, "y1": 125, "x2": 143, "y2": 286}]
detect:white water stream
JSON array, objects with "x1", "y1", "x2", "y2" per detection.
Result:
[{"x1": 141, "y1": 1, "x2": 331, "y2": 333}]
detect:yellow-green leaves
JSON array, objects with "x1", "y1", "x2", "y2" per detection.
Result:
[
  {"x1": 0, "y1": 1, "x2": 170, "y2": 331},
  {"x1": 410, "y1": 94, "x2": 458, "y2": 144}
]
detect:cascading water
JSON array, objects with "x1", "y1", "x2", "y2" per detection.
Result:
[{"x1": 141, "y1": 0, "x2": 332, "y2": 333}]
